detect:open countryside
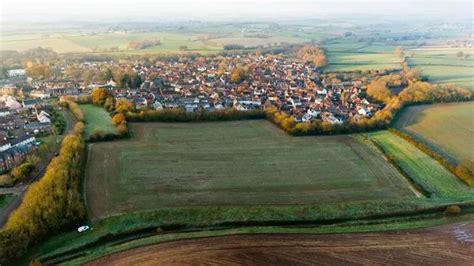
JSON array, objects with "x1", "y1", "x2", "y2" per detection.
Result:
[
  {"x1": 395, "y1": 102, "x2": 474, "y2": 170},
  {"x1": 1, "y1": 0, "x2": 474, "y2": 265},
  {"x1": 86, "y1": 121, "x2": 415, "y2": 220}
]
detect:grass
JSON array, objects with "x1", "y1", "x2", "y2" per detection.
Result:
[
  {"x1": 79, "y1": 104, "x2": 117, "y2": 139},
  {"x1": 406, "y1": 47, "x2": 474, "y2": 89},
  {"x1": 20, "y1": 209, "x2": 474, "y2": 265},
  {"x1": 0, "y1": 193, "x2": 15, "y2": 209},
  {"x1": 60, "y1": 213, "x2": 474, "y2": 265},
  {"x1": 85, "y1": 121, "x2": 416, "y2": 220},
  {"x1": 369, "y1": 131, "x2": 474, "y2": 199},
  {"x1": 394, "y1": 102, "x2": 474, "y2": 170}
]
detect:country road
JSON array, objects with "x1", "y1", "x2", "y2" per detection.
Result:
[{"x1": 0, "y1": 109, "x2": 76, "y2": 227}]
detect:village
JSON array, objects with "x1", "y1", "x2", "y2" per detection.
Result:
[
  {"x1": 0, "y1": 90, "x2": 56, "y2": 174},
  {"x1": 6, "y1": 54, "x2": 385, "y2": 123},
  {"x1": 0, "y1": 53, "x2": 389, "y2": 173}
]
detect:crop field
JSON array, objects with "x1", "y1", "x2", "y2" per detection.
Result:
[
  {"x1": 394, "y1": 102, "x2": 474, "y2": 171},
  {"x1": 323, "y1": 41, "x2": 403, "y2": 71},
  {"x1": 369, "y1": 131, "x2": 474, "y2": 199},
  {"x1": 0, "y1": 29, "x2": 316, "y2": 55},
  {"x1": 406, "y1": 47, "x2": 474, "y2": 88},
  {"x1": 79, "y1": 104, "x2": 117, "y2": 139},
  {"x1": 85, "y1": 121, "x2": 416, "y2": 220},
  {"x1": 86, "y1": 221, "x2": 474, "y2": 266}
]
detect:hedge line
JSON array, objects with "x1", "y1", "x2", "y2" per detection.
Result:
[
  {"x1": 389, "y1": 128, "x2": 474, "y2": 187},
  {"x1": 126, "y1": 108, "x2": 267, "y2": 122}
]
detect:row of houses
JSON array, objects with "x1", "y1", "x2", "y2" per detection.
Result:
[
  {"x1": 0, "y1": 134, "x2": 36, "y2": 173},
  {"x1": 101, "y1": 54, "x2": 384, "y2": 124}
]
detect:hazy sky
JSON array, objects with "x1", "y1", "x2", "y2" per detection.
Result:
[{"x1": 1, "y1": 0, "x2": 473, "y2": 24}]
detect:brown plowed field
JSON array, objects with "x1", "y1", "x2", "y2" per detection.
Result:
[{"x1": 88, "y1": 221, "x2": 474, "y2": 265}]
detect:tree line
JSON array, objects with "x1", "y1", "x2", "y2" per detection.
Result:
[
  {"x1": 127, "y1": 39, "x2": 162, "y2": 50},
  {"x1": 0, "y1": 122, "x2": 86, "y2": 263},
  {"x1": 126, "y1": 108, "x2": 267, "y2": 122}
]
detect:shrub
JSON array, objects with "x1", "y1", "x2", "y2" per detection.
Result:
[
  {"x1": 445, "y1": 205, "x2": 461, "y2": 215},
  {"x1": 0, "y1": 175, "x2": 14, "y2": 187},
  {"x1": 10, "y1": 162, "x2": 35, "y2": 182}
]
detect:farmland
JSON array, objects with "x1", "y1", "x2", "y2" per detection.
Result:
[
  {"x1": 85, "y1": 121, "x2": 416, "y2": 220},
  {"x1": 369, "y1": 131, "x2": 474, "y2": 199},
  {"x1": 406, "y1": 47, "x2": 474, "y2": 89},
  {"x1": 79, "y1": 104, "x2": 117, "y2": 139},
  {"x1": 394, "y1": 102, "x2": 474, "y2": 171},
  {"x1": 86, "y1": 221, "x2": 474, "y2": 266},
  {"x1": 323, "y1": 41, "x2": 404, "y2": 71}
]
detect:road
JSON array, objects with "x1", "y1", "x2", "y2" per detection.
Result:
[
  {"x1": 88, "y1": 221, "x2": 474, "y2": 265},
  {"x1": 0, "y1": 109, "x2": 76, "y2": 227}
]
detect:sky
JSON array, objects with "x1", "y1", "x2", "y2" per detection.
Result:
[{"x1": 1, "y1": 0, "x2": 473, "y2": 24}]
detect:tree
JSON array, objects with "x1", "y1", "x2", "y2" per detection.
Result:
[
  {"x1": 367, "y1": 79, "x2": 392, "y2": 102},
  {"x1": 297, "y1": 45, "x2": 328, "y2": 68},
  {"x1": 456, "y1": 51, "x2": 465, "y2": 60},
  {"x1": 230, "y1": 64, "x2": 248, "y2": 84},
  {"x1": 115, "y1": 99, "x2": 134, "y2": 114},
  {"x1": 394, "y1": 47, "x2": 405, "y2": 58},
  {"x1": 112, "y1": 113, "x2": 126, "y2": 125},
  {"x1": 91, "y1": 88, "x2": 112, "y2": 106}
]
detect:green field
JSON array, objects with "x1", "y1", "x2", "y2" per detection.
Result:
[
  {"x1": 0, "y1": 29, "x2": 314, "y2": 55},
  {"x1": 394, "y1": 102, "x2": 474, "y2": 170},
  {"x1": 406, "y1": 47, "x2": 474, "y2": 88},
  {"x1": 323, "y1": 41, "x2": 403, "y2": 71},
  {"x1": 79, "y1": 104, "x2": 117, "y2": 139},
  {"x1": 85, "y1": 121, "x2": 416, "y2": 220},
  {"x1": 369, "y1": 131, "x2": 474, "y2": 199}
]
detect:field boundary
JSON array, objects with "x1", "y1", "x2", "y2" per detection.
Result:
[{"x1": 38, "y1": 206, "x2": 474, "y2": 265}]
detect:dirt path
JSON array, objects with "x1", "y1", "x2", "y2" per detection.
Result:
[
  {"x1": 0, "y1": 109, "x2": 76, "y2": 227},
  {"x1": 88, "y1": 221, "x2": 474, "y2": 265}
]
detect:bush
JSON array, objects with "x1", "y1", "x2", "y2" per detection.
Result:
[
  {"x1": 0, "y1": 175, "x2": 14, "y2": 187},
  {"x1": 445, "y1": 205, "x2": 461, "y2": 215},
  {"x1": 10, "y1": 162, "x2": 35, "y2": 182}
]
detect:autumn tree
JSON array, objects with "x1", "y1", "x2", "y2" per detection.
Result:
[
  {"x1": 230, "y1": 64, "x2": 249, "y2": 84},
  {"x1": 367, "y1": 79, "x2": 392, "y2": 102},
  {"x1": 297, "y1": 45, "x2": 328, "y2": 68},
  {"x1": 394, "y1": 47, "x2": 405, "y2": 58},
  {"x1": 91, "y1": 88, "x2": 112, "y2": 106},
  {"x1": 112, "y1": 113, "x2": 126, "y2": 125}
]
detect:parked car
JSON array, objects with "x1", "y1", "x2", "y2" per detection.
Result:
[{"x1": 77, "y1": 225, "x2": 90, "y2": 233}]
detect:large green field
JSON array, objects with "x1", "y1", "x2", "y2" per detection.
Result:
[
  {"x1": 394, "y1": 102, "x2": 474, "y2": 171},
  {"x1": 323, "y1": 41, "x2": 404, "y2": 71},
  {"x1": 79, "y1": 104, "x2": 117, "y2": 139},
  {"x1": 85, "y1": 121, "x2": 416, "y2": 220},
  {"x1": 0, "y1": 30, "x2": 313, "y2": 55},
  {"x1": 406, "y1": 47, "x2": 474, "y2": 89}
]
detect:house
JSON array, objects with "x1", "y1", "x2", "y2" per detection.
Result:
[
  {"x1": 0, "y1": 107, "x2": 11, "y2": 117},
  {"x1": 37, "y1": 110, "x2": 51, "y2": 123},
  {"x1": 4, "y1": 96, "x2": 21, "y2": 110},
  {"x1": 30, "y1": 89, "x2": 52, "y2": 99},
  {"x1": 24, "y1": 122, "x2": 51, "y2": 134},
  {"x1": 22, "y1": 99, "x2": 41, "y2": 109}
]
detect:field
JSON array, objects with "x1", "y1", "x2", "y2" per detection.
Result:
[
  {"x1": 394, "y1": 102, "x2": 474, "y2": 170},
  {"x1": 85, "y1": 121, "x2": 416, "y2": 220},
  {"x1": 0, "y1": 30, "x2": 313, "y2": 55},
  {"x1": 369, "y1": 131, "x2": 474, "y2": 199},
  {"x1": 406, "y1": 47, "x2": 474, "y2": 89},
  {"x1": 86, "y1": 221, "x2": 474, "y2": 266},
  {"x1": 79, "y1": 104, "x2": 117, "y2": 139},
  {"x1": 323, "y1": 41, "x2": 404, "y2": 71}
]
